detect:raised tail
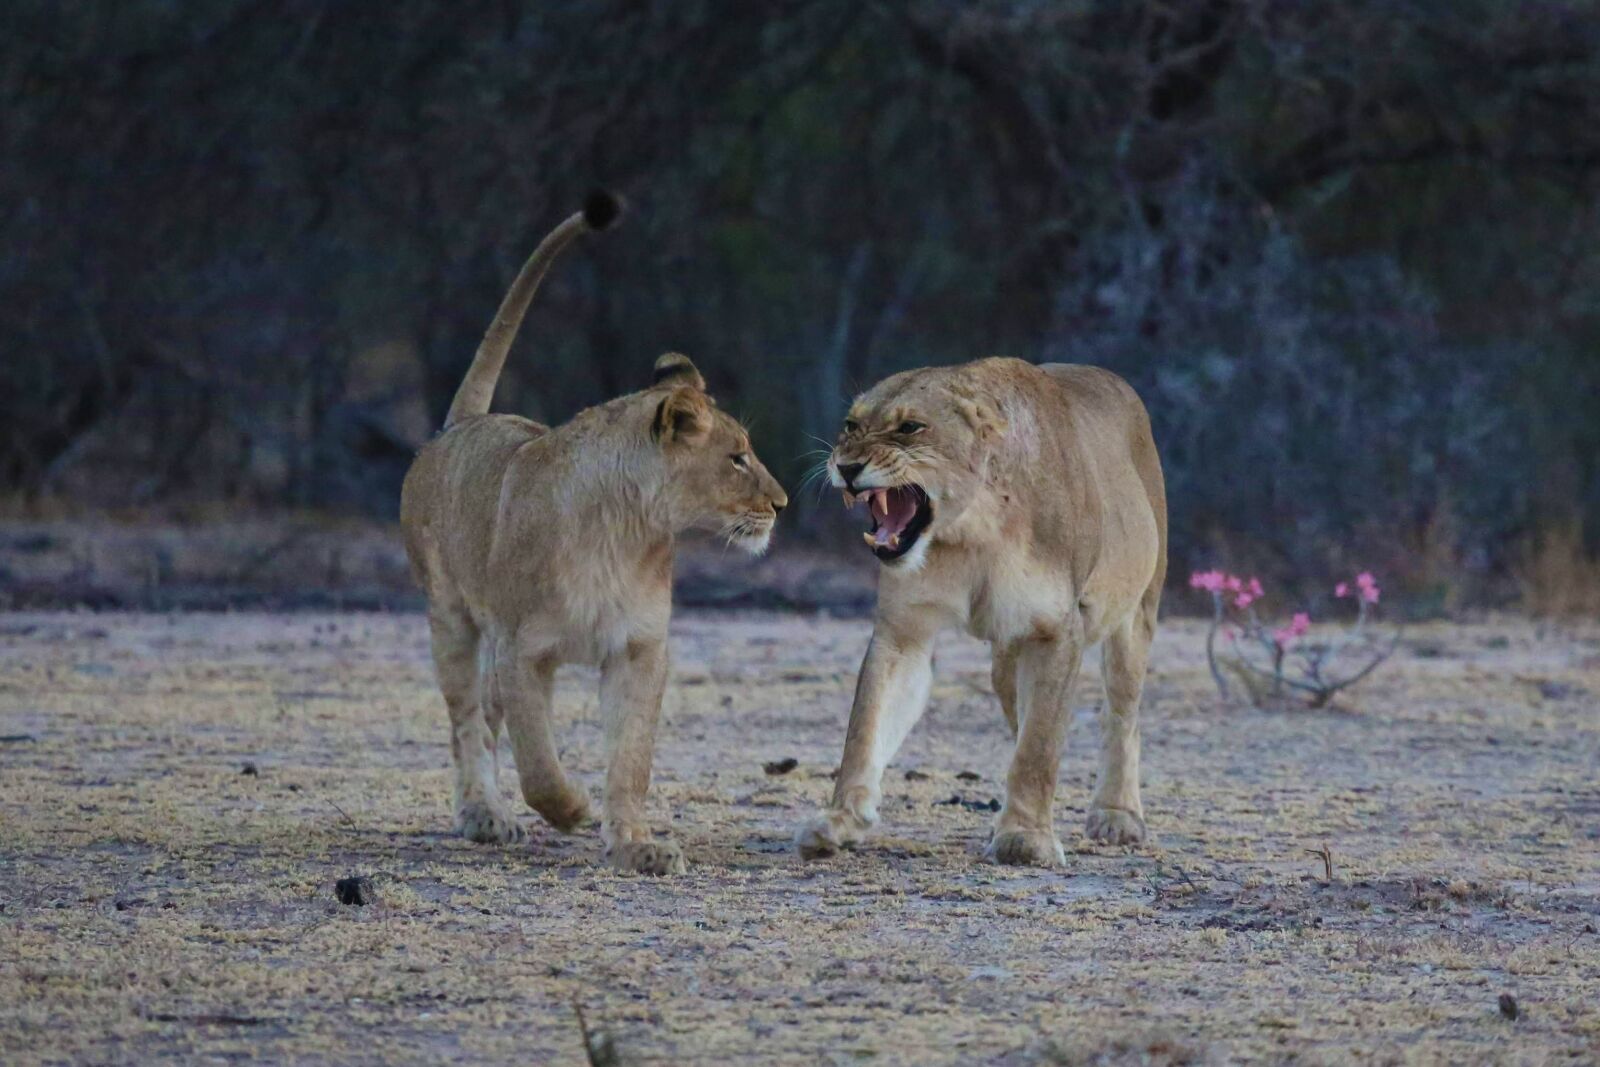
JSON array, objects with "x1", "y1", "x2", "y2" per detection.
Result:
[{"x1": 443, "y1": 190, "x2": 622, "y2": 428}]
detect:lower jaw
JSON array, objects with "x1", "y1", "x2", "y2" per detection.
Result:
[
  {"x1": 871, "y1": 530, "x2": 927, "y2": 563},
  {"x1": 734, "y1": 529, "x2": 773, "y2": 556}
]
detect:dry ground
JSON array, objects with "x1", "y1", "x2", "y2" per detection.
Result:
[{"x1": 1, "y1": 611, "x2": 1597, "y2": 1065}]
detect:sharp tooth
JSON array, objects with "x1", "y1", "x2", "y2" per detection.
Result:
[
  {"x1": 889, "y1": 533, "x2": 901, "y2": 549},
  {"x1": 843, "y1": 491, "x2": 856, "y2": 508},
  {"x1": 862, "y1": 532, "x2": 877, "y2": 548}
]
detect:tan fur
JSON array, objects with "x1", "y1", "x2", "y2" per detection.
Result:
[
  {"x1": 796, "y1": 357, "x2": 1166, "y2": 867},
  {"x1": 401, "y1": 207, "x2": 786, "y2": 875}
]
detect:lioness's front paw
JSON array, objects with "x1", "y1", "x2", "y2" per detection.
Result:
[
  {"x1": 456, "y1": 801, "x2": 526, "y2": 844},
  {"x1": 607, "y1": 840, "x2": 687, "y2": 876},
  {"x1": 1085, "y1": 807, "x2": 1147, "y2": 845},
  {"x1": 986, "y1": 827, "x2": 1066, "y2": 867},
  {"x1": 794, "y1": 809, "x2": 866, "y2": 860}
]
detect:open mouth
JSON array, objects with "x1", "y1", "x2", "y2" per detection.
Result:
[{"x1": 845, "y1": 485, "x2": 932, "y2": 562}]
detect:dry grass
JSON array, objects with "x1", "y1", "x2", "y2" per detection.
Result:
[{"x1": 1, "y1": 611, "x2": 1598, "y2": 1064}]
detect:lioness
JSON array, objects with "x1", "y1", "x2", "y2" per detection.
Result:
[
  {"x1": 401, "y1": 193, "x2": 787, "y2": 875},
  {"x1": 796, "y1": 357, "x2": 1165, "y2": 867}
]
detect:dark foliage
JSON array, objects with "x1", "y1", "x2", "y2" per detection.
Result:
[{"x1": 4, "y1": 1, "x2": 1598, "y2": 598}]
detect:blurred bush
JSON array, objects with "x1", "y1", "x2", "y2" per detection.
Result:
[{"x1": 3, "y1": 0, "x2": 1598, "y2": 604}]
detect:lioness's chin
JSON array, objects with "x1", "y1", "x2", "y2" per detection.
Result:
[{"x1": 879, "y1": 530, "x2": 932, "y2": 572}]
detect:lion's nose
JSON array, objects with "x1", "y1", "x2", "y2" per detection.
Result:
[
  {"x1": 772, "y1": 500, "x2": 786, "y2": 515},
  {"x1": 836, "y1": 462, "x2": 865, "y2": 489}
]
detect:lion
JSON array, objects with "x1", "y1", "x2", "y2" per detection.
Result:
[
  {"x1": 400, "y1": 192, "x2": 787, "y2": 875},
  {"x1": 795, "y1": 357, "x2": 1166, "y2": 867}
]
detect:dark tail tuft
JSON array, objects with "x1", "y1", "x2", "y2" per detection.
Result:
[{"x1": 583, "y1": 189, "x2": 623, "y2": 231}]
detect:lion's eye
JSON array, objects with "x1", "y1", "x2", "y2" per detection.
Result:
[
  {"x1": 897, "y1": 421, "x2": 926, "y2": 435},
  {"x1": 843, "y1": 419, "x2": 860, "y2": 434},
  {"x1": 730, "y1": 453, "x2": 750, "y2": 470}
]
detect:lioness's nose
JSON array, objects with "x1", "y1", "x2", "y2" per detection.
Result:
[
  {"x1": 836, "y1": 462, "x2": 865, "y2": 488},
  {"x1": 773, "y1": 500, "x2": 786, "y2": 515}
]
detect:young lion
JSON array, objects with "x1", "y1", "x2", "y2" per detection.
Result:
[
  {"x1": 796, "y1": 357, "x2": 1166, "y2": 867},
  {"x1": 401, "y1": 193, "x2": 787, "y2": 875}
]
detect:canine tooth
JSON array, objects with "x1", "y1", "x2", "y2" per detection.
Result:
[
  {"x1": 889, "y1": 534, "x2": 901, "y2": 549},
  {"x1": 862, "y1": 531, "x2": 877, "y2": 548},
  {"x1": 843, "y1": 491, "x2": 856, "y2": 508}
]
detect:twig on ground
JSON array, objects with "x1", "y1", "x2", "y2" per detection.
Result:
[
  {"x1": 1305, "y1": 845, "x2": 1334, "y2": 883},
  {"x1": 573, "y1": 999, "x2": 620, "y2": 1067},
  {"x1": 326, "y1": 799, "x2": 357, "y2": 830}
]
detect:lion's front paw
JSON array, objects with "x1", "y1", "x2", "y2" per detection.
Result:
[
  {"x1": 1085, "y1": 807, "x2": 1147, "y2": 845},
  {"x1": 526, "y1": 787, "x2": 593, "y2": 834},
  {"x1": 608, "y1": 840, "x2": 687, "y2": 876},
  {"x1": 986, "y1": 827, "x2": 1066, "y2": 867},
  {"x1": 456, "y1": 801, "x2": 526, "y2": 844},
  {"x1": 794, "y1": 809, "x2": 867, "y2": 860}
]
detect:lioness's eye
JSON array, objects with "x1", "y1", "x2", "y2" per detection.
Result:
[
  {"x1": 730, "y1": 453, "x2": 750, "y2": 470},
  {"x1": 843, "y1": 419, "x2": 859, "y2": 434},
  {"x1": 897, "y1": 421, "x2": 926, "y2": 435}
]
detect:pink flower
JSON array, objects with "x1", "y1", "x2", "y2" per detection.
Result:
[
  {"x1": 1248, "y1": 577, "x2": 1263, "y2": 597},
  {"x1": 1334, "y1": 582, "x2": 1349, "y2": 598},
  {"x1": 1224, "y1": 575, "x2": 1243, "y2": 592},
  {"x1": 1234, "y1": 592, "x2": 1255, "y2": 609},
  {"x1": 1274, "y1": 612, "x2": 1311, "y2": 649},
  {"x1": 1190, "y1": 569, "x2": 1228, "y2": 593},
  {"x1": 1355, "y1": 571, "x2": 1381, "y2": 603}
]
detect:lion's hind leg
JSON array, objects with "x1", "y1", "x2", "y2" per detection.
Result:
[{"x1": 428, "y1": 603, "x2": 524, "y2": 844}]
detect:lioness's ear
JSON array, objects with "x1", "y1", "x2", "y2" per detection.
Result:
[
  {"x1": 956, "y1": 396, "x2": 1007, "y2": 441},
  {"x1": 652, "y1": 352, "x2": 706, "y2": 391},
  {"x1": 653, "y1": 385, "x2": 711, "y2": 444}
]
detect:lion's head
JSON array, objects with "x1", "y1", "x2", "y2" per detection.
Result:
[
  {"x1": 651, "y1": 354, "x2": 787, "y2": 554},
  {"x1": 828, "y1": 364, "x2": 1008, "y2": 567}
]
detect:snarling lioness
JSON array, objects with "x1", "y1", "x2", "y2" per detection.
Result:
[
  {"x1": 401, "y1": 193, "x2": 787, "y2": 875},
  {"x1": 796, "y1": 358, "x2": 1166, "y2": 867}
]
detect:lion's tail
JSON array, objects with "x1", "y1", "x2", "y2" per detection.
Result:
[{"x1": 443, "y1": 190, "x2": 622, "y2": 429}]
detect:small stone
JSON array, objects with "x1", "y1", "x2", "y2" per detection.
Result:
[
  {"x1": 904, "y1": 769, "x2": 930, "y2": 781},
  {"x1": 955, "y1": 770, "x2": 982, "y2": 782},
  {"x1": 335, "y1": 876, "x2": 374, "y2": 907},
  {"x1": 239, "y1": 762, "x2": 259, "y2": 776},
  {"x1": 763, "y1": 757, "x2": 798, "y2": 776},
  {"x1": 1498, "y1": 992, "x2": 1519, "y2": 1020}
]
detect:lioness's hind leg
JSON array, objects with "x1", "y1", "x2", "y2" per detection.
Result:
[
  {"x1": 991, "y1": 645, "x2": 1019, "y2": 739},
  {"x1": 1087, "y1": 598, "x2": 1157, "y2": 845},
  {"x1": 498, "y1": 638, "x2": 592, "y2": 833},
  {"x1": 429, "y1": 605, "x2": 523, "y2": 844}
]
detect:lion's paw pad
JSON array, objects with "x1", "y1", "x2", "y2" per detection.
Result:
[
  {"x1": 986, "y1": 828, "x2": 1066, "y2": 868},
  {"x1": 457, "y1": 802, "x2": 526, "y2": 844},
  {"x1": 1085, "y1": 808, "x2": 1147, "y2": 845},
  {"x1": 608, "y1": 840, "x2": 687, "y2": 876}
]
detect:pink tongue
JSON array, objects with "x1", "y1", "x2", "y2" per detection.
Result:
[{"x1": 870, "y1": 489, "x2": 917, "y2": 546}]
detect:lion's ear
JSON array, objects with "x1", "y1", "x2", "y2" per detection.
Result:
[
  {"x1": 653, "y1": 385, "x2": 711, "y2": 444},
  {"x1": 652, "y1": 352, "x2": 706, "y2": 391}
]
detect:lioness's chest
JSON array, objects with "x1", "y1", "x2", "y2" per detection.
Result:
[{"x1": 959, "y1": 560, "x2": 1076, "y2": 645}]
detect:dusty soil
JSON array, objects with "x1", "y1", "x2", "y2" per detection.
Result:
[{"x1": 1, "y1": 611, "x2": 1597, "y2": 1065}]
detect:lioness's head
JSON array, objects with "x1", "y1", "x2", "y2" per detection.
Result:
[
  {"x1": 651, "y1": 354, "x2": 787, "y2": 554},
  {"x1": 829, "y1": 367, "x2": 1006, "y2": 567}
]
